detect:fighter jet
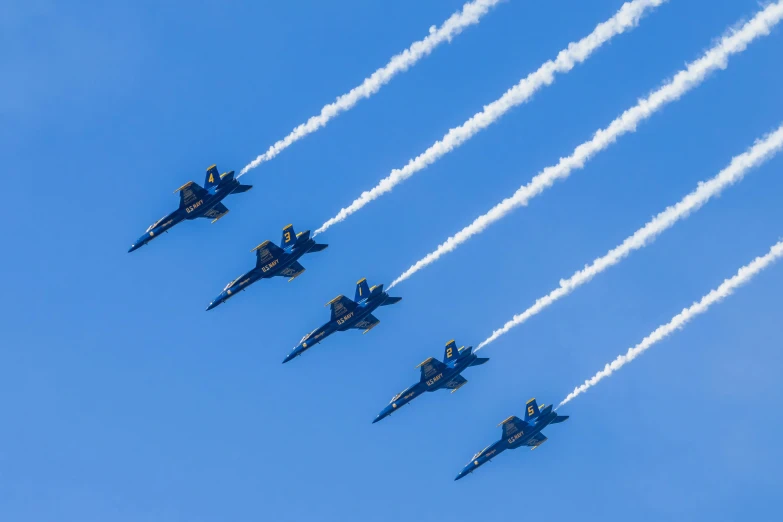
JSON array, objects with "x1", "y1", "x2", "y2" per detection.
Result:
[
  {"x1": 128, "y1": 165, "x2": 252, "y2": 252},
  {"x1": 372, "y1": 340, "x2": 488, "y2": 423},
  {"x1": 206, "y1": 224, "x2": 328, "y2": 310},
  {"x1": 454, "y1": 398, "x2": 569, "y2": 481},
  {"x1": 282, "y1": 279, "x2": 401, "y2": 363}
]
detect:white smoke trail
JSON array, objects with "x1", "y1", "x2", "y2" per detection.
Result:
[
  {"x1": 559, "y1": 239, "x2": 783, "y2": 407},
  {"x1": 314, "y1": 0, "x2": 668, "y2": 233},
  {"x1": 477, "y1": 124, "x2": 783, "y2": 350},
  {"x1": 390, "y1": 1, "x2": 783, "y2": 288},
  {"x1": 239, "y1": 0, "x2": 503, "y2": 177}
]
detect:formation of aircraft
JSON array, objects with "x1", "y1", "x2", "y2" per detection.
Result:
[
  {"x1": 283, "y1": 278, "x2": 401, "y2": 363},
  {"x1": 128, "y1": 165, "x2": 252, "y2": 253},
  {"x1": 373, "y1": 340, "x2": 489, "y2": 423},
  {"x1": 455, "y1": 398, "x2": 569, "y2": 480},
  {"x1": 207, "y1": 224, "x2": 328, "y2": 310},
  {"x1": 129, "y1": 164, "x2": 569, "y2": 481}
]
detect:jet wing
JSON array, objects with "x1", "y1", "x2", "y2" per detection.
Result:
[
  {"x1": 498, "y1": 415, "x2": 527, "y2": 440},
  {"x1": 277, "y1": 261, "x2": 306, "y2": 281},
  {"x1": 416, "y1": 357, "x2": 447, "y2": 381},
  {"x1": 443, "y1": 374, "x2": 468, "y2": 393},
  {"x1": 176, "y1": 181, "x2": 208, "y2": 207},
  {"x1": 526, "y1": 432, "x2": 548, "y2": 449},
  {"x1": 201, "y1": 202, "x2": 229, "y2": 223},
  {"x1": 328, "y1": 295, "x2": 357, "y2": 321},
  {"x1": 350, "y1": 313, "x2": 380, "y2": 334}
]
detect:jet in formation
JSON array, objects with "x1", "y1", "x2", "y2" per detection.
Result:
[
  {"x1": 282, "y1": 279, "x2": 401, "y2": 363},
  {"x1": 207, "y1": 224, "x2": 328, "y2": 310},
  {"x1": 455, "y1": 398, "x2": 569, "y2": 480},
  {"x1": 128, "y1": 165, "x2": 252, "y2": 252},
  {"x1": 372, "y1": 340, "x2": 489, "y2": 423}
]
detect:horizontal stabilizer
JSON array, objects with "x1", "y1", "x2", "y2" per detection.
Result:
[
  {"x1": 550, "y1": 415, "x2": 569, "y2": 424},
  {"x1": 470, "y1": 357, "x2": 490, "y2": 367},
  {"x1": 232, "y1": 184, "x2": 253, "y2": 194},
  {"x1": 380, "y1": 296, "x2": 402, "y2": 306},
  {"x1": 309, "y1": 243, "x2": 328, "y2": 253}
]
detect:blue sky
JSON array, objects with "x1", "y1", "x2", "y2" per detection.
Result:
[{"x1": 2, "y1": 1, "x2": 783, "y2": 520}]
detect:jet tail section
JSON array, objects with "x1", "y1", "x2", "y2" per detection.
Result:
[
  {"x1": 205, "y1": 165, "x2": 220, "y2": 189},
  {"x1": 281, "y1": 224, "x2": 297, "y2": 248},
  {"x1": 381, "y1": 296, "x2": 402, "y2": 306},
  {"x1": 355, "y1": 279, "x2": 370, "y2": 301},
  {"x1": 444, "y1": 340, "x2": 460, "y2": 362},
  {"x1": 470, "y1": 357, "x2": 490, "y2": 367},
  {"x1": 309, "y1": 243, "x2": 328, "y2": 253},
  {"x1": 550, "y1": 415, "x2": 569, "y2": 424},
  {"x1": 524, "y1": 398, "x2": 541, "y2": 422}
]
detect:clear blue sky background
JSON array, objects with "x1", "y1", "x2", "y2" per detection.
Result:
[{"x1": 2, "y1": 1, "x2": 782, "y2": 520}]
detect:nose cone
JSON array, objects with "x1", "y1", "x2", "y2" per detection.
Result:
[
  {"x1": 372, "y1": 404, "x2": 395, "y2": 424},
  {"x1": 128, "y1": 241, "x2": 144, "y2": 253},
  {"x1": 282, "y1": 346, "x2": 303, "y2": 364},
  {"x1": 206, "y1": 293, "x2": 226, "y2": 311}
]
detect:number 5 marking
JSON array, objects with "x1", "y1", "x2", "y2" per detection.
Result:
[{"x1": 527, "y1": 405, "x2": 535, "y2": 416}]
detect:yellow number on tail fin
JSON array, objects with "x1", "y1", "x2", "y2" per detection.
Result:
[
  {"x1": 446, "y1": 347, "x2": 453, "y2": 358},
  {"x1": 527, "y1": 405, "x2": 535, "y2": 416},
  {"x1": 208, "y1": 173, "x2": 214, "y2": 183},
  {"x1": 284, "y1": 231, "x2": 291, "y2": 242}
]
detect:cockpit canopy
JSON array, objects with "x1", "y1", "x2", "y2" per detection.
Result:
[
  {"x1": 472, "y1": 445, "x2": 492, "y2": 461},
  {"x1": 223, "y1": 275, "x2": 243, "y2": 291},
  {"x1": 146, "y1": 215, "x2": 168, "y2": 232}
]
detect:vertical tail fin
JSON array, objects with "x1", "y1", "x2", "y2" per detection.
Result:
[
  {"x1": 281, "y1": 224, "x2": 296, "y2": 247},
  {"x1": 444, "y1": 340, "x2": 459, "y2": 363},
  {"x1": 205, "y1": 165, "x2": 220, "y2": 189},
  {"x1": 524, "y1": 398, "x2": 541, "y2": 421},
  {"x1": 355, "y1": 278, "x2": 370, "y2": 301}
]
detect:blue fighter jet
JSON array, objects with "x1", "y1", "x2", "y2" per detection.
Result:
[
  {"x1": 282, "y1": 279, "x2": 401, "y2": 363},
  {"x1": 372, "y1": 340, "x2": 489, "y2": 423},
  {"x1": 128, "y1": 165, "x2": 252, "y2": 252},
  {"x1": 207, "y1": 224, "x2": 328, "y2": 310},
  {"x1": 455, "y1": 398, "x2": 569, "y2": 481}
]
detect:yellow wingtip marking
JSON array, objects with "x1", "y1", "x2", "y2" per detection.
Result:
[
  {"x1": 283, "y1": 224, "x2": 293, "y2": 230},
  {"x1": 173, "y1": 181, "x2": 194, "y2": 193},
  {"x1": 356, "y1": 278, "x2": 367, "y2": 285},
  {"x1": 497, "y1": 416, "x2": 515, "y2": 427},
  {"x1": 526, "y1": 398, "x2": 536, "y2": 405},
  {"x1": 446, "y1": 339, "x2": 455, "y2": 346},
  {"x1": 210, "y1": 210, "x2": 229, "y2": 224},
  {"x1": 287, "y1": 270, "x2": 305, "y2": 282},
  {"x1": 251, "y1": 240, "x2": 271, "y2": 252},
  {"x1": 326, "y1": 295, "x2": 344, "y2": 307},
  {"x1": 415, "y1": 357, "x2": 434, "y2": 369},
  {"x1": 206, "y1": 164, "x2": 217, "y2": 171}
]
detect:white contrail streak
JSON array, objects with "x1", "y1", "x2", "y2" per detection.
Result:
[
  {"x1": 239, "y1": 0, "x2": 503, "y2": 177},
  {"x1": 559, "y1": 239, "x2": 783, "y2": 407},
  {"x1": 390, "y1": 1, "x2": 783, "y2": 288},
  {"x1": 477, "y1": 124, "x2": 783, "y2": 350},
  {"x1": 314, "y1": 0, "x2": 668, "y2": 232}
]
